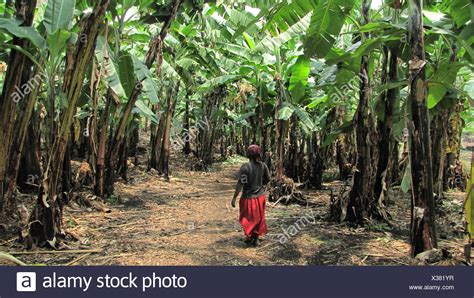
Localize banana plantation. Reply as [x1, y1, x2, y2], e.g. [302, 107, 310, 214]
[0, 0, 473, 266]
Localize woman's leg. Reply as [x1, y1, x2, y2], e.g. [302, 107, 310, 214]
[254, 194, 267, 236]
[240, 195, 267, 246]
[250, 195, 267, 246]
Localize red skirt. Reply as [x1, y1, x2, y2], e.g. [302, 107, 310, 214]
[239, 194, 267, 238]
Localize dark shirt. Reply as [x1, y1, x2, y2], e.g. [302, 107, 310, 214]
[238, 161, 271, 199]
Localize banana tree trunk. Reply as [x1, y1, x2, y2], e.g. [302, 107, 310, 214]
[183, 95, 191, 155]
[257, 91, 267, 157]
[158, 82, 180, 179]
[389, 141, 400, 185]
[149, 113, 166, 171]
[4, 58, 43, 202]
[17, 120, 42, 192]
[197, 86, 226, 166]
[274, 78, 286, 180]
[94, 93, 113, 197]
[130, 122, 139, 164]
[336, 131, 355, 181]
[104, 0, 182, 196]
[374, 47, 399, 204]
[431, 110, 448, 197]
[347, 0, 380, 223]
[117, 136, 129, 181]
[408, 0, 437, 256]
[444, 102, 464, 190]
[31, 0, 109, 247]
[310, 133, 324, 189]
[89, 59, 101, 174]
[0, 0, 37, 214]
[62, 144, 72, 196]
[149, 82, 176, 171]
[78, 117, 90, 159]
[431, 48, 456, 198]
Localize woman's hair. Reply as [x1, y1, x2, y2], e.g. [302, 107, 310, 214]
[246, 144, 262, 161]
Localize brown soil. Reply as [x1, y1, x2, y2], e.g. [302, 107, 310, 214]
[0, 153, 470, 266]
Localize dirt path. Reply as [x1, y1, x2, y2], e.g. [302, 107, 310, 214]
[68, 159, 311, 266]
[98, 161, 261, 265]
[1, 156, 468, 266]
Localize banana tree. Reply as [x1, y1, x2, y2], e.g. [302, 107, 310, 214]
[408, 0, 438, 257]
[101, 0, 183, 196]
[0, 0, 39, 214]
[32, 0, 110, 247]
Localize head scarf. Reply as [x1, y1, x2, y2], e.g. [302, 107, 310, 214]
[246, 144, 262, 160]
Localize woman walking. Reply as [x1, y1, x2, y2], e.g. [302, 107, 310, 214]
[231, 144, 271, 246]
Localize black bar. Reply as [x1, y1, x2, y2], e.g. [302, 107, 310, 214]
[1, 266, 473, 298]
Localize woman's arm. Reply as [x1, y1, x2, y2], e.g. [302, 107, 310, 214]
[232, 164, 247, 207]
[262, 163, 271, 185]
[231, 182, 243, 208]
